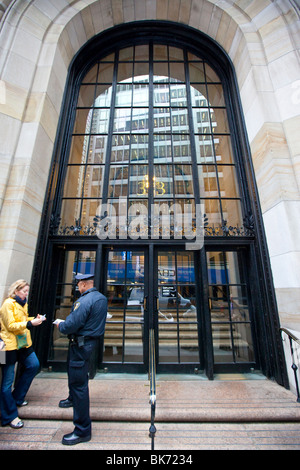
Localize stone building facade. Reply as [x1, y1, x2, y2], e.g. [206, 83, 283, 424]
[0, 0, 299, 383]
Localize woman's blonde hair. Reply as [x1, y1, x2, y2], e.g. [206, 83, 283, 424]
[8, 279, 29, 298]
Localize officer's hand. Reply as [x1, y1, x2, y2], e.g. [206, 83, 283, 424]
[53, 319, 64, 328]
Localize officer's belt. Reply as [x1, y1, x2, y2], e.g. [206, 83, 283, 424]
[68, 335, 98, 346]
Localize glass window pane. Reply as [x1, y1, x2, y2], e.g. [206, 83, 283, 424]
[60, 199, 81, 229]
[131, 108, 149, 132]
[88, 135, 108, 163]
[189, 61, 205, 82]
[108, 165, 128, 197]
[221, 199, 243, 227]
[226, 251, 246, 284]
[98, 62, 114, 83]
[230, 286, 250, 321]
[207, 84, 225, 107]
[169, 47, 184, 61]
[193, 108, 211, 133]
[212, 325, 234, 363]
[111, 134, 130, 163]
[195, 135, 214, 164]
[69, 135, 89, 164]
[190, 84, 208, 106]
[207, 252, 227, 284]
[179, 323, 199, 362]
[209, 286, 230, 322]
[135, 45, 149, 61]
[94, 85, 112, 106]
[116, 84, 132, 106]
[153, 62, 169, 81]
[134, 63, 149, 80]
[84, 165, 105, 198]
[174, 164, 194, 196]
[91, 108, 110, 133]
[73, 108, 92, 134]
[214, 135, 234, 164]
[128, 200, 148, 235]
[81, 199, 101, 227]
[159, 332, 178, 363]
[233, 324, 254, 362]
[107, 252, 126, 283]
[63, 166, 85, 197]
[130, 134, 149, 162]
[154, 164, 173, 197]
[198, 165, 218, 197]
[119, 47, 134, 61]
[126, 252, 145, 284]
[173, 138, 191, 163]
[154, 107, 171, 132]
[171, 108, 189, 133]
[124, 326, 144, 362]
[154, 134, 172, 162]
[210, 108, 230, 133]
[170, 84, 187, 106]
[117, 62, 133, 82]
[78, 84, 96, 107]
[169, 62, 185, 82]
[103, 323, 123, 361]
[114, 108, 131, 132]
[153, 44, 168, 60]
[133, 84, 149, 106]
[129, 165, 148, 197]
[154, 84, 170, 106]
[177, 253, 195, 284]
[201, 199, 222, 229]
[218, 165, 240, 198]
[205, 64, 221, 83]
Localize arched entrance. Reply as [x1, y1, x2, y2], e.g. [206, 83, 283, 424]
[31, 22, 286, 382]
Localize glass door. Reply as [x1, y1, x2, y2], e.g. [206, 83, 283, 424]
[156, 249, 202, 371]
[102, 249, 147, 370]
[102, 246, 202, 373]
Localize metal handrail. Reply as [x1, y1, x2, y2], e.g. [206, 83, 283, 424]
[149, 328, 157, 450]
[280, 327, 300, 402]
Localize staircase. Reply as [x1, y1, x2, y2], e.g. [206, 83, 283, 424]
[1, 372, 300, 450]
[103, 303, 249, 357]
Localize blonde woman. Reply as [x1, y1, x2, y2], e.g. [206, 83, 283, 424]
[0, 280, 46, 428]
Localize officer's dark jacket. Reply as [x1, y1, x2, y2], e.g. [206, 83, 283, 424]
[59, 287, 107, 337]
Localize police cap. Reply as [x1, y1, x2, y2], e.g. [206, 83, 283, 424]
[75, 273, 94, 282]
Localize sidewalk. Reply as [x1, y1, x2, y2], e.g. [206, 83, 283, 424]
[1, 371, 300, 450]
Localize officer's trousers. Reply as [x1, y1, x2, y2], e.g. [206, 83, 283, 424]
[68, 339, 97, 437]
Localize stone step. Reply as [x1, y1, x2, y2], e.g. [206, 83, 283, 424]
[1, 420, 300, 450]
[2, 373, 300, 450]
[16, 373, 300, 423]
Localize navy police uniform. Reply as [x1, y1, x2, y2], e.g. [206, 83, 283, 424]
[58, 274, 107, 441]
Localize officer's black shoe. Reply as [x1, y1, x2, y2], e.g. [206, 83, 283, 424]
[59, 398, 73, 408]
[62, 431, 91, 446]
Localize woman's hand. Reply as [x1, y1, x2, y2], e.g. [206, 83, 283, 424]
[31, 315, 46, 326]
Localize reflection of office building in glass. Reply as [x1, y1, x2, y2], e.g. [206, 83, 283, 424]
[1, 2, 299, 391]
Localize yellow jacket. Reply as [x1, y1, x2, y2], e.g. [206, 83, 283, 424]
[0, 297, 34, 351]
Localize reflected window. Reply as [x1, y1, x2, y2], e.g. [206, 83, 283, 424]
[58, 44, 243, 237]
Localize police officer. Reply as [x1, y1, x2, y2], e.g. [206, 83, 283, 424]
[54, 273, 107, 445]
